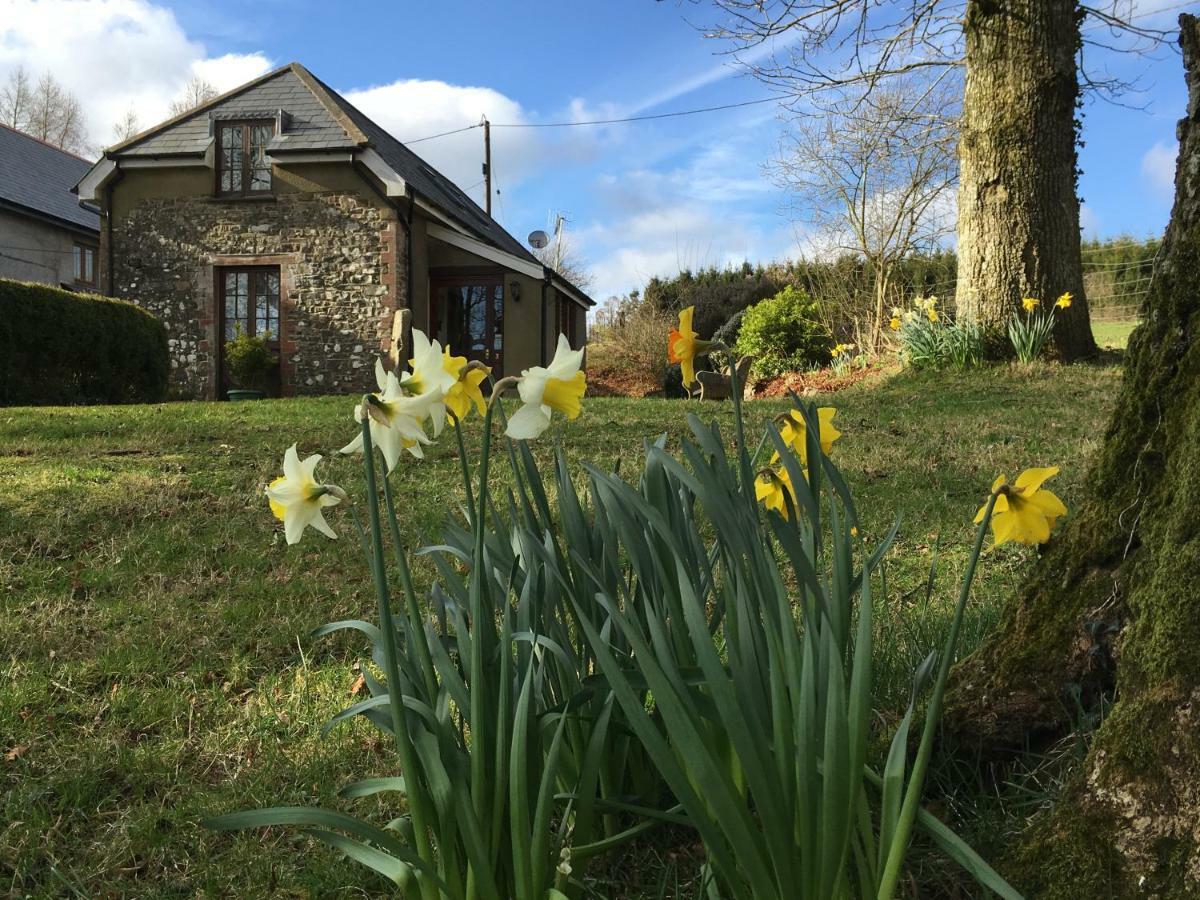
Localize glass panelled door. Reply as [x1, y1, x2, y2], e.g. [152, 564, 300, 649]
[218, 266, 281, 395]
[431, 275, 504, 370]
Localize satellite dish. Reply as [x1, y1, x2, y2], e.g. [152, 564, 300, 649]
[528, 230, 550, 250]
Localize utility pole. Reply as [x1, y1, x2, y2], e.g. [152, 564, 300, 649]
[482, 116, 491, 216]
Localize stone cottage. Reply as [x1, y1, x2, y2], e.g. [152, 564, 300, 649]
[76, 62, 592, 399]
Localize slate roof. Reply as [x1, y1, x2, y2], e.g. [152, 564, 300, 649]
[104, 63, 592, 303]
[0, 123, 99, 233]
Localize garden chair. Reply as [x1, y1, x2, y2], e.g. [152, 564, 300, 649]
[695, 355, 753, 401]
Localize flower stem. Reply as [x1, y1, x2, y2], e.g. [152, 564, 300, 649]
[358, 410, 439, 899]
[876, 491, 998, 900]
[380, 473, 439, 703]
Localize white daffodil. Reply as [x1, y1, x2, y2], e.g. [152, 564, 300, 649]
[399, 329, 457, 436]
[505, 334, 587, 440]
[340, 359, 434, 473]
[265, 444, 346, 545]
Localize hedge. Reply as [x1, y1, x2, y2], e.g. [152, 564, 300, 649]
[0, 279, 169, 406]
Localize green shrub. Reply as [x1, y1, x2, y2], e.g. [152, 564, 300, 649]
[225, 326, 277, 391]
[0, 279, 168, 406]
[734, 286, 834, 378]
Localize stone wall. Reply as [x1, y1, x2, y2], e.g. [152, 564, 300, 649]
[110, 181, 401, 399]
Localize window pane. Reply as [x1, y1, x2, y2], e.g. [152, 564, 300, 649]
[220, 125, 243, 193]
[250, 124, 272, 191]
[492, 285, 504, 352]
[224, 272, 240, 339]
[84, 248, 93, 282]
[73, 246, 82, 280]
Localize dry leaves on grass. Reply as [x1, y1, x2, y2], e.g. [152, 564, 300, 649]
[752, 364, 888, 398]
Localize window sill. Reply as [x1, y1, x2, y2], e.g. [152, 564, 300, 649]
[210, 193, 277, 203]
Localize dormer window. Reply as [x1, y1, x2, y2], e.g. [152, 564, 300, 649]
[216, 120, 273, 196]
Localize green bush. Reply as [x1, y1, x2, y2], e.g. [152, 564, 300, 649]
[734, 286, 834, 378]
[0, 279, 168, 406]
[225, 326, 277, 391]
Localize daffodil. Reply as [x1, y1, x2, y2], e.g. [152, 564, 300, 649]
[339, 359, 433, 472]
[400, 329, 457, 435]
[266, 444, 346, 544]
[755, 467, 796, 519]
[974, 466, 1068, 546]
[668, 306, 715, 388]
[831, 342, 856, 358]
[772, 406, 840, 465]
[1022, 297, 1040, 313]
[442, 347, 489, 421]
[1056, 292, 1073, 309]
[505, 334, 587, 440]
[926, 303, 939, 323]
[890, 316, 902, 331]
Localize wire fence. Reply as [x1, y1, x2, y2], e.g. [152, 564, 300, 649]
[889, 249, 1155, 325]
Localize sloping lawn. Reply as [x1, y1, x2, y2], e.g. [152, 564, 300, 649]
[1, 363, 1119, 897]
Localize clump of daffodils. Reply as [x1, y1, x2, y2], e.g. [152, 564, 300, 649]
[265, 326, 587, 544]
[1009, 290, 1075, 364]
[830, 342, 858, 375]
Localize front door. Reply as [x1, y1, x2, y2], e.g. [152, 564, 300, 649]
[218, 266, 281, 396]
[430, 274, 504, 371]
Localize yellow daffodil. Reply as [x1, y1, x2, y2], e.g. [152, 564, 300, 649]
[1056, 292, 1073, 309]
[441, 347, 489, 421]
[974, 466, 1068, 546]
[755, 467, 796, 519]
[266, 444, 346, 544]
[1022, 297, 1040, 313]
[340, 359, 433, 472]
[668, 306, 714, 388]
[400, 329, 457, 435]
[926, 303, 939, 323]
[505, 334, 587, 440]
[890, 316, 902, 331]
[831, 342, 856, 358]
[772, 406, 841, 465]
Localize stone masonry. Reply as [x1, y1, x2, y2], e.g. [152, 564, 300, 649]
[111, 189, 401, 399]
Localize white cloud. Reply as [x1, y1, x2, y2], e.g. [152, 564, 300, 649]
[1140, 140, 1177, 199]
[341, 79, 542, 209]
[577, 162, 796, 301]
[0, 0, 272, 154]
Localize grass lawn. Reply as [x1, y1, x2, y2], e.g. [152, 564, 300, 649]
[1093, 319, 1139, 350]
[1, 362, 1121, 897]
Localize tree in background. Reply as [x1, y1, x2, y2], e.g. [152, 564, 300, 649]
[772, 77, 957, 348]
[111, 106, 140, 145]
[532, 230, 595, 293]
[0, 66, 88, 155]
[704, 0, 1172, 360]
[168, 76, 219, 117]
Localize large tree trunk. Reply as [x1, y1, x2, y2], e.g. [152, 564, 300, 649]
[956, 0, 1098, 360]
[947, 16, 1200, 896]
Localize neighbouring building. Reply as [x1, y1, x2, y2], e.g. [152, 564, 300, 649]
[76, 62, 593, 400]
[0, 123, 100, 289]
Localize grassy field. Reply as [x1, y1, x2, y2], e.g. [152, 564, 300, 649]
[1092, 319, 1139, 350]
[1, 363, 1121, 897]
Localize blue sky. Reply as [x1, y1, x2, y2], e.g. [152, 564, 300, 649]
[1, 0, 1188, 300]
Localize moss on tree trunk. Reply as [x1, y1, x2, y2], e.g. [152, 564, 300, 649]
[956, 0, 1098, 360]
[947, 15, 1200, 895]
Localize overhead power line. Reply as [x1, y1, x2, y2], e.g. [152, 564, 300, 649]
[402, 95, 782, 144]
